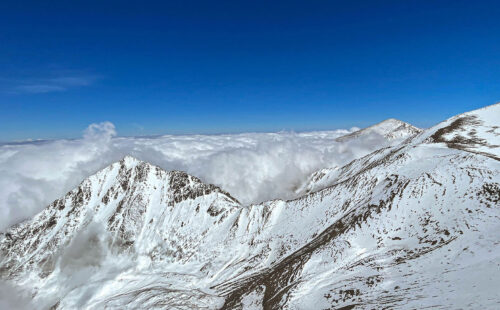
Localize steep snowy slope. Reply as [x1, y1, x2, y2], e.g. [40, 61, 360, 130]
[412, 102, 500, 160]
[1, 104, 500, 309]
[294, 167, 341, 195]
[335, 118, 421, 143]
[216, 140, 500, 309]
[297, 119, 421, 196]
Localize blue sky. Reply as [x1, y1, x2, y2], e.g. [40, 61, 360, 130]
[1, 0, 499, 141]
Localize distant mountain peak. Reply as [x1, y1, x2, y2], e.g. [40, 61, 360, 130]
[335, 118, 421, 142]
[378, 117, 407, 124]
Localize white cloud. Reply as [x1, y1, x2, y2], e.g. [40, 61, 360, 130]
[0, 122, 396, 231]
[1, 74, 99, 94]
[83, 121, 116, 142]
[15, 84, 67, 93]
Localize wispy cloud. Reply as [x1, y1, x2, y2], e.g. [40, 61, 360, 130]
[15, 84, 67, 94]
[1, 72, 99, 94]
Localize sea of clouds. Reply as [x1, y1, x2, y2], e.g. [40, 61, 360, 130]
[0, 121, 399, 231]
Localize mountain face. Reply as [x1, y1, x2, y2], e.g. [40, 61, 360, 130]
[335, 118, 421, 143]
[1, 105, 500, 309]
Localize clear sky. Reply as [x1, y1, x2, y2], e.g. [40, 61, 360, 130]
[1, 0, 499, 141]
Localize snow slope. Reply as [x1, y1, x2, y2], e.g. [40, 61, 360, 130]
[1, 104, 500, 309]
[413, 102, 500, 160]
[298, 118, 421, 195]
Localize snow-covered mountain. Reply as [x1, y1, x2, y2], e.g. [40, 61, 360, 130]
[1, 104, 499, 309]
[297, 118, 421, 195]
[335, 118, 421, 143]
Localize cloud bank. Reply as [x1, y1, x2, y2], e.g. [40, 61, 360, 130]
[0, 122, 397, 231]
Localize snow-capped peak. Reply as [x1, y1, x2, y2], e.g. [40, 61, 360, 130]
[120, 155, 142, 167]
[335, 118, 421, 142]
[0, 157, 240, 280]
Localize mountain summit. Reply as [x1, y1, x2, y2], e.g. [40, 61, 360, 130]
[335, 118, 421, 142]
[1, 105, 500, 309]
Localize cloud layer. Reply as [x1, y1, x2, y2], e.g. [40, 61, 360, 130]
[0, 122, 397, 231]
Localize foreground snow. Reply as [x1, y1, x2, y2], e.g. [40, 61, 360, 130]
[1, 104, 499, 309]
